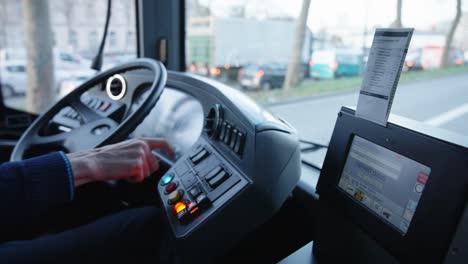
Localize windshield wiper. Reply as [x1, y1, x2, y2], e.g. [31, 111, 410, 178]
[301, 160, 322, 171]
[299, 139, 328, 153]
[299, 139, 328, 171]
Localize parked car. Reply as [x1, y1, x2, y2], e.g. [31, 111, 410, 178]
[0, 59, 95, 98]
[238, 63, 286, 90]
[309, 49, 362, 79]
[0, 60, 27, 97]
[58, 74, 93, 99]
[403, 49, 424, 72]
[102, 53, 136, 70]
[452, 50, 464, 66]
[0, 48, 91, 70]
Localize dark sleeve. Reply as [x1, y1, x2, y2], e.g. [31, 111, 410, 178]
[0, 152, 74, 232]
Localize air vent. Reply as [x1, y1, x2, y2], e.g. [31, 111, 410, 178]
[204, 104, 223, 138]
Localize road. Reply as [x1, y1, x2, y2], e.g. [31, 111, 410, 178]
[268, 73, 468, 147]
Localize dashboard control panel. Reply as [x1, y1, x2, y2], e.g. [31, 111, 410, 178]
[156, 72, 301, 262]
[157, 139, 248, 228]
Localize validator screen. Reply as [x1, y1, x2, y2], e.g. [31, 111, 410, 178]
[338, 136, 431, 234]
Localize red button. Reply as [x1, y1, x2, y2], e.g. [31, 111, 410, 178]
[417, 173, 429, 184]
[165, 182, 177, 194]
[99, 101, 111, 112]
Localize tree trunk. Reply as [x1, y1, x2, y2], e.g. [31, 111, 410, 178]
[0, 0, 7, 48]
[22, 0, 55, 114]
[441, 0, 462, 68]
[282, 0, 311, 95]
[391, 0, 403, 28]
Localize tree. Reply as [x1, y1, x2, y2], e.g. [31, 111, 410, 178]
[282, 0, 311, 94]
[22, 0, 55, 114]
[391, 0, 403, 28]
[0, 0, 7, 48]
[441, 0, 462, 68]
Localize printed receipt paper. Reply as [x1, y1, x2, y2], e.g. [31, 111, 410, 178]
[356, 28, 414, 126]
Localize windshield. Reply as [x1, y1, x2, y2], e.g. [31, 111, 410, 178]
[186, 0, 468, 166]
[0, 0, 136, 111]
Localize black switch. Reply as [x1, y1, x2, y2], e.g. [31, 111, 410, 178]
[218, 122, 227, 141]
[223, 124, 232, 144]
[234, 132, 245, 155]
[208, 170, 229, 188]
[176, 209, 190, 223]
[229, 128, 238, 149]
[195, 193, 209, 206]
[189, 147, 204, 159]
[191, 149, 209, 165]
[204, 166, 222, 181]
[189, 184, 202, 198]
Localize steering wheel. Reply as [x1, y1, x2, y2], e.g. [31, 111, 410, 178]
[10, 58, 167, 161]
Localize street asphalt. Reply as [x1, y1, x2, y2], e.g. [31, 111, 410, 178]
[268, 73, 468, 146]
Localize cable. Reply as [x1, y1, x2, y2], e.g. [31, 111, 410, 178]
[91, 0, 112, 71]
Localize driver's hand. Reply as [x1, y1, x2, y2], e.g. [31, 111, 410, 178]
[66, 138, 174, 187]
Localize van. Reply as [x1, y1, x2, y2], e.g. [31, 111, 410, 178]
[309, 49, 362, 79]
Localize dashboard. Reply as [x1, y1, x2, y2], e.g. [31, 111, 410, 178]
[46, 68, 302, 263]
[149, 72, 302, 263]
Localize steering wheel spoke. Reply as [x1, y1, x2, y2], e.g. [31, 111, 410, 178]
[69, 97, 104, 124]
[30, 133, 69, 148]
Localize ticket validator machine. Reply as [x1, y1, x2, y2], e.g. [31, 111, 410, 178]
[311, 107, 468, 264]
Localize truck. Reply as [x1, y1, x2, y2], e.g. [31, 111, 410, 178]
[187, 16, 312, 80]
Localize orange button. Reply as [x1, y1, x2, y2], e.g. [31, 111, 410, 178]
[173, 201, 187, 214]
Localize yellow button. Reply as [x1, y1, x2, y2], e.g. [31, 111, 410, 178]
[168, 190, 182, 204]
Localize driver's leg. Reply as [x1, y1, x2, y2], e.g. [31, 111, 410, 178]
[0, 207, 164, 263]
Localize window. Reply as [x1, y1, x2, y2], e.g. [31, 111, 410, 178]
[108, 31, 117, 48]
[0, 0, 136, 112]
[69, 30, 78, 49]
[126, 31, 135, 50]
[186, 0, 468, 157]
[6, 65, 25, 72]
[89, 31, 98, 52]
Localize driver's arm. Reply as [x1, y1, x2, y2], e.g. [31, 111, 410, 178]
[0, 138, 173, 236]
[0, 152, 75, 232]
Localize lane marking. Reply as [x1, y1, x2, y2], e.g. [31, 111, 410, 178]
[424, 103, 468, 127]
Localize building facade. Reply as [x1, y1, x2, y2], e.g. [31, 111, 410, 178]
[0, 0, 136, 56]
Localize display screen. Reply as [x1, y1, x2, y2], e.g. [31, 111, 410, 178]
[338, 136, 431, 234]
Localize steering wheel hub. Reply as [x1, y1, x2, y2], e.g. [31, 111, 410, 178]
[106, 74, 127, 100]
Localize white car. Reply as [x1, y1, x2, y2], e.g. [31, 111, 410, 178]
[1, 60, 27, 97]
[0, 48, 92, 70]
[1, 59, 95, 98]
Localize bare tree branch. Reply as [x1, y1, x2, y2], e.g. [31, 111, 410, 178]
[441, 0, 462, 68]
